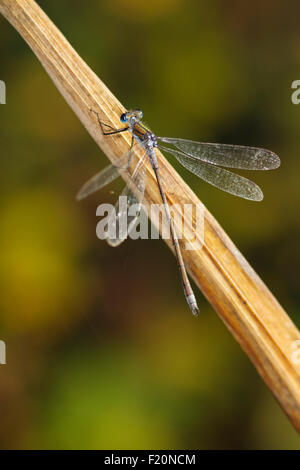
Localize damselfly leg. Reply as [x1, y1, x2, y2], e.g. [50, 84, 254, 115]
[90, 109, 129, 135]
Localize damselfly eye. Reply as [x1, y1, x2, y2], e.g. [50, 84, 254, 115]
[120, 113, 127, 123]
[134, 109, 143, 119]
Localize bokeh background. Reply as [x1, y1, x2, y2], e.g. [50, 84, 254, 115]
[0, 0, 300, 449]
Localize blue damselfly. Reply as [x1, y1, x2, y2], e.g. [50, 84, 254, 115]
[77, 109, 280, 316]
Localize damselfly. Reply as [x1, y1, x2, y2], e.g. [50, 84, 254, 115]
[77, 108, 280, 316]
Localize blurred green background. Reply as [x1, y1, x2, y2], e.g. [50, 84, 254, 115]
[0, 0, 300, 449]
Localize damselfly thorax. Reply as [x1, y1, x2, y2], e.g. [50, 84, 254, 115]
[129, 120, 159, 170]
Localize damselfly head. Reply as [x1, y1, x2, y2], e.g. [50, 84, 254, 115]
[120, 109, 143, 124]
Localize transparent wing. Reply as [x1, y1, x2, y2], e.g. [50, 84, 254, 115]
[158, 137, 280, 170]
[160, 146, 263, 201]
[106, 153, 147, 247]
[76, 149, 134, 201]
